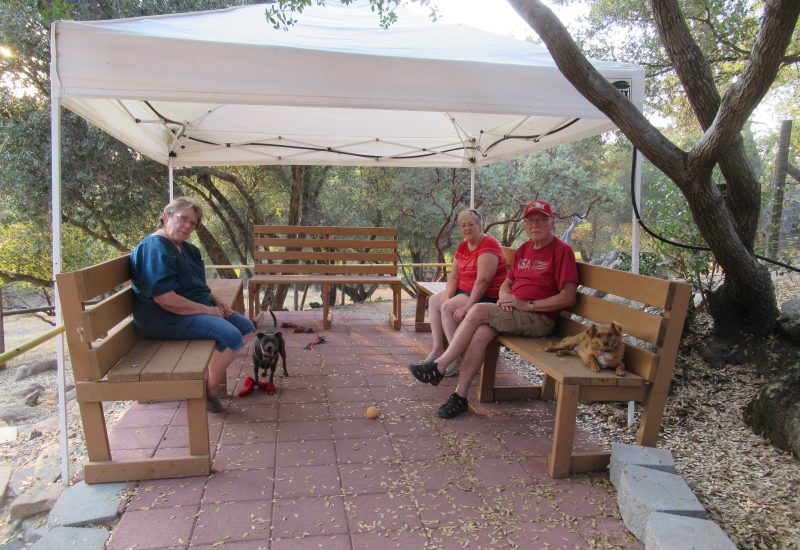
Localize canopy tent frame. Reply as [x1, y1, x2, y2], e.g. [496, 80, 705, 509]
[50, 1, 645, 483]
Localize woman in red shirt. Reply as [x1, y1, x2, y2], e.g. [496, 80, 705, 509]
[425, 209, 507, 376]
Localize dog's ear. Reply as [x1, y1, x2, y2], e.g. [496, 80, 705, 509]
[274, 331, 283, 338]
[587, 324, 597, 336]
[610, 322, 622, 334]
[256, 332, 265, 339]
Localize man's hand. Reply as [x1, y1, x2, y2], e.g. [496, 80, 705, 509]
[498, 291, 520, 312]
[211, 295, 234, 317]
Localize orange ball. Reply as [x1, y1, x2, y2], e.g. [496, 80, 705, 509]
[366, 406, 379, 419]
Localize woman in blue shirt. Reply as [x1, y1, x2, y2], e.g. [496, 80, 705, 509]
[130, 197, 255, 413]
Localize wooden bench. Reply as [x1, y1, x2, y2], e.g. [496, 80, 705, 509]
[249, 225, 402, 330]
[478, 262, 692, 478]
[57, 255, 244, 483]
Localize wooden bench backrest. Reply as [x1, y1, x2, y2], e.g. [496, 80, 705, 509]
[254, 225, 398, 276]
[557, 262, 692, 384]
[57, 255, 139, 382]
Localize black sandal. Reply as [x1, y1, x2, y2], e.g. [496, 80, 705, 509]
[408, 361, 444, 386]
[437, 393, 469, 419]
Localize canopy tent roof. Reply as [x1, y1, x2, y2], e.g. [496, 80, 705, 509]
[50, 1, 644, 168]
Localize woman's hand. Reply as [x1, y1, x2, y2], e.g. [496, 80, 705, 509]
[452, 305, 469, 322]
[211, 295, 233, 317]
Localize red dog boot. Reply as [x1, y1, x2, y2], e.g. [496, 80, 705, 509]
[238, 376, 256, 397]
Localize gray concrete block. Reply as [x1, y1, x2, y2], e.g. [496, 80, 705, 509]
[30, 526, 109, 550]
[47, 480, 127, 528]
[610, 442, 676, 487]
[617, 464, 706, 541]
[645, 512, 737, 549]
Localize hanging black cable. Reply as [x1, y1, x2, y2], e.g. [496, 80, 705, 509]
[629, 147, 798, 272]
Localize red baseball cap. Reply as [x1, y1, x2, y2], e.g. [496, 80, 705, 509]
[523, 199, 554, 218]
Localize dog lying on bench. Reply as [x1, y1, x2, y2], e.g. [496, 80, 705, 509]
[544, 322, 626, 376]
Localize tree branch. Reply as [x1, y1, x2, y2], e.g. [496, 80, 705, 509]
[0, 270, 53, 287]
[506, 0, 691, 184]
[696, 0, 800, 159]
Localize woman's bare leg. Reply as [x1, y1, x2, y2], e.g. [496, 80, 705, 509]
[427, 291, 449, 357]
[206, 347, 237, 397]
[429, 303, 493, 373]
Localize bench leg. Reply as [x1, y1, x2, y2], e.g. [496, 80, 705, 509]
[248, 281, 258, 321]
[637, 386, 669, 447]
[477, 339, 500, 403]
[79, 401, 112, 462]
[541, 374, 556, 401]
[415, 290, 430, 332]
[390, 284, 402, 330]
[548, 383, 578, 478]
[186, 397, 211, 456]
[322, 283, 332, 330]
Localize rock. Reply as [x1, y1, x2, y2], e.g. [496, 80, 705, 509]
[13, 359, 57, 381]
[48, 480, 127, 528]
[700, 339, 749, 368]
[0, 405, 37, 423]
[778, 298, 800, 345]
[0, 465, 13, 500]
[0, 539, 26, 550]
[609, 443, 676, 488]
[645, 512, 737, 549]
[14, 383, 45, 399]
[743, 363, 800, 456]
[65, 388, 76, 402]
[30, 526, 110, 550]
[10, 483, 65, 520]
[29, 430, 42, 440]
[34, 444, 62, 484]
[23, 389, 42, 406]
[8, 466, 35, 498]
[31, 416, 59, 434]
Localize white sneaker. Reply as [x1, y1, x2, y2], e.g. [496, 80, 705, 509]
[444, 361, 461, 377]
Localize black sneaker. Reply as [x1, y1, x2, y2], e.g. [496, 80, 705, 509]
[437, 393, 469, 419]
[206, 396, 224, 413]
[408, 361, 444, 386]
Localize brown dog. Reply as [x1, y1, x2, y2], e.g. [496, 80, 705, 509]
[544, 322, 626, 376]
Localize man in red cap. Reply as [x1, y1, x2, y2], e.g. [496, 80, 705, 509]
[408, 199, 579, 419]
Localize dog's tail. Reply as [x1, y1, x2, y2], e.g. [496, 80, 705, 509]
[269, 309, 277, 327]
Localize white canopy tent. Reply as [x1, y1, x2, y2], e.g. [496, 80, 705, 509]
[49, 1, 645, 481]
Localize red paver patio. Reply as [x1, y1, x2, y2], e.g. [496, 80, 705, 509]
[104, 306, 641, 549]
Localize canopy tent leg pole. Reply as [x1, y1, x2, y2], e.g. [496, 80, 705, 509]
[628, 146, 643, 428]
[469, 165, 476, 209]
[168, 157, 175, 202]
[51, 93, 69, 486]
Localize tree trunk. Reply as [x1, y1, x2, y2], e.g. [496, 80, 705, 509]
[194, 224, 237, 279]
[767, 120, 792, 258]
[271, 166, 304, 310]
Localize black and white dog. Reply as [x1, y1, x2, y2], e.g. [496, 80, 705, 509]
[252, 310, 288, 391]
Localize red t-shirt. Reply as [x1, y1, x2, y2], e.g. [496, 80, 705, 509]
[508, 237, 579, 321]
[454, 235, 508, 299]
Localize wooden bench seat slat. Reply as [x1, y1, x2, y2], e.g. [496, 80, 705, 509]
[255, 251, 397, 263]
[251, 274, 401, 284]
[577, 263, 674, 309]
[138, 340, 191, 381]
[171, 340, 217, 380]
[105, 339, 162, 382]
[255, 237, 398, 250]
[571, 293, 665, 345]
[255, 225, 397, 236]
[254, 264, 397, 276]
[497, 335, 647, 387]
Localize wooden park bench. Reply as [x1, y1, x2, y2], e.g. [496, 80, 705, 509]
[57, 255, 244, 483]
[249, 225, 402, 330]
[479, 262, 692, 478]
[413, 248, 691, 478]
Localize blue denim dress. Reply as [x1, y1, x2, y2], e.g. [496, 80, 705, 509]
[130, 235, 254, 351]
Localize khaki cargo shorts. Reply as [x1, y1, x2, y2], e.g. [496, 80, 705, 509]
[486, 304, 555, 337]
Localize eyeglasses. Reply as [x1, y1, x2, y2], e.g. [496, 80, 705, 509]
[171, 212, 198, 228]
